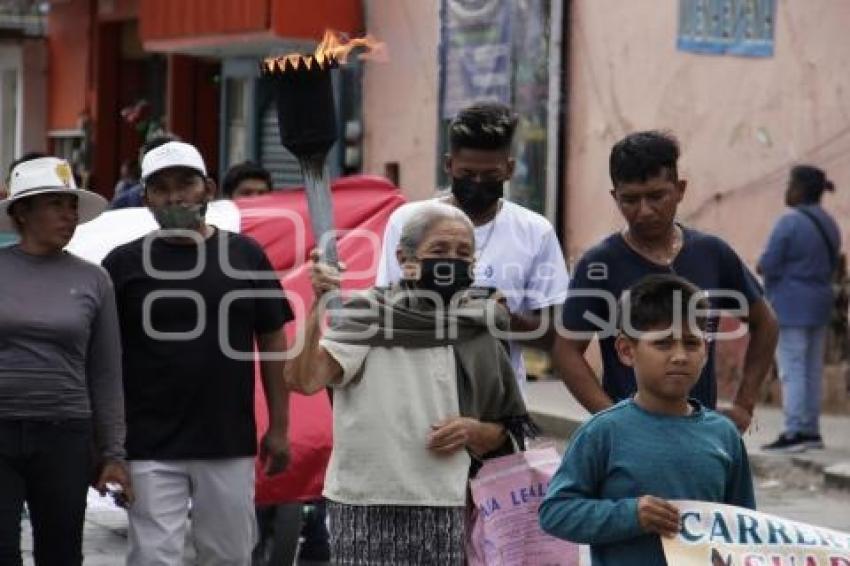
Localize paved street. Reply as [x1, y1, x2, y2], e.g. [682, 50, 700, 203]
[21, 491, 129, 565]
[19, 485, 850, 564]
[21, 491, 194, 565]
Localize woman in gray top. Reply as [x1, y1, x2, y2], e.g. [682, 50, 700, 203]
[0, 157, 132, 565]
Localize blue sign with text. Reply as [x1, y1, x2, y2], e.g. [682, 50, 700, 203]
[678, 0, 776, 58]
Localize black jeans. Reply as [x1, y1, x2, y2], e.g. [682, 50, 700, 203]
[0, 419, 93, 566]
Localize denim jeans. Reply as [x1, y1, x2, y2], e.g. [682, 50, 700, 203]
[776, 326, 828, 435]
[0, 419, 93, 566]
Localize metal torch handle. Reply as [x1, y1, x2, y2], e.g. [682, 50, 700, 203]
[301, 156, 343, 315]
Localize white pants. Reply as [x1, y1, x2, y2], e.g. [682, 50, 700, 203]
[126, 458, 257, 566]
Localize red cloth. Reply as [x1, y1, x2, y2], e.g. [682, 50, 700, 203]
[239, 175, 405, 504]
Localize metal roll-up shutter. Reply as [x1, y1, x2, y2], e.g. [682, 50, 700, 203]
[259, 103, 303, 189]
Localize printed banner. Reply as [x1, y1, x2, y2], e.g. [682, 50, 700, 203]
[467, 447, 581, 565]
[441, 0, 512, 119]
[677, 0, 776, 58]
[662, 501, 850, 565]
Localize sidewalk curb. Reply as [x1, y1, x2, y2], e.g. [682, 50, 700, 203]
[530, 409, 582, 440]
[748, 451, 787, 477]
[824, 463, 850, 491]
[530, 408, 850, 492]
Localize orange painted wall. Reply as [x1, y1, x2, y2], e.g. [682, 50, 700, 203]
[47, 0, 93, 130]
[139, 0, 269, 41]
[139, 0, 362, 43]
[270, 0, 363, 39]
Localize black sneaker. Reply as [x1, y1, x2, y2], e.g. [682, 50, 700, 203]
[800, 433, 825, 449]
[761, 433, 808, 453]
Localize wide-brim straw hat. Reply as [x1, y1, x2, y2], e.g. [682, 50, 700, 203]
[0, 157, 107, 231]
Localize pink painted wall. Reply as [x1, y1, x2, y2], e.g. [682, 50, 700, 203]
[563, 0, 850, 267]
[362, 0, 440, 200]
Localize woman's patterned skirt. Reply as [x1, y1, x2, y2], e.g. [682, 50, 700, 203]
[327, 501, 466, 565]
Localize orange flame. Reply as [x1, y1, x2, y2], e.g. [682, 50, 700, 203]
[314, 29, 386, 64]
[263, 29, 387, 73]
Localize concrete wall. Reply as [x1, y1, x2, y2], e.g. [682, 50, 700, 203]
[362, 0, 440, 201]
[563, 0, 850, 267]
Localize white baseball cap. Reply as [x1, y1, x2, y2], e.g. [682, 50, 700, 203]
[141, 141, 207, 182]
[0, 157, 107, 231]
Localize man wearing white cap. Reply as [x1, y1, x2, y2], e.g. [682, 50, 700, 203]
[0, 156, 131, 565]
[102, 141, 293, 566]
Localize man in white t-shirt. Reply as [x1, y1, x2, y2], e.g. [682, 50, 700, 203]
[376, 102, 569, 387]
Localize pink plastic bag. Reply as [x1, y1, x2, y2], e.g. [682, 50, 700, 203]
[467, 446, 580, 566]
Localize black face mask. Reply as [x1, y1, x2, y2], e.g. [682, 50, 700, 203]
[451, 176, 504, 216]
[416, 257, 474, 304]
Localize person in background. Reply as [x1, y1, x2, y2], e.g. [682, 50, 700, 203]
[759, 165, 841, 452]
[291, 201, 532, 565]
[376, 102, 569, 391]
[553, 130, 778, 432]
[103, 141, 292, 565]
[540, 274, 755, 566]
[222, 161, 274, 199]
[110, 134, 179, 209]
[0, 156, 132, 565]
[112, 159, 141, 204]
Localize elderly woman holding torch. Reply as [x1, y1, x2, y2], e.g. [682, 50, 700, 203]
[286, 201, 533, 565]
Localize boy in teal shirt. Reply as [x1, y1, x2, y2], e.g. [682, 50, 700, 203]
[539, 274, 755, 565]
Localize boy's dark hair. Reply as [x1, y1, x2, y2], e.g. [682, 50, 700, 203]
[448, 102, 518, 152]
[618, 274, 709, 337]
[609, 130, 680, 187]
[221, 161, 273, 198]
[790, 164, 835, 204]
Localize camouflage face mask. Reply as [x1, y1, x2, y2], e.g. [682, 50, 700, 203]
[152, 202, 207, 231]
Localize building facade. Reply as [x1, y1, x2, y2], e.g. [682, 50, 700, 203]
[46, 0, 362, 197]
[0, 1, 46, 180]
[359, 0, 849, 268]
[563, 0, 850, 267]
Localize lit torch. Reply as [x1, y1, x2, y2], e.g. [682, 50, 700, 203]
[261, 31, 385, 271]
